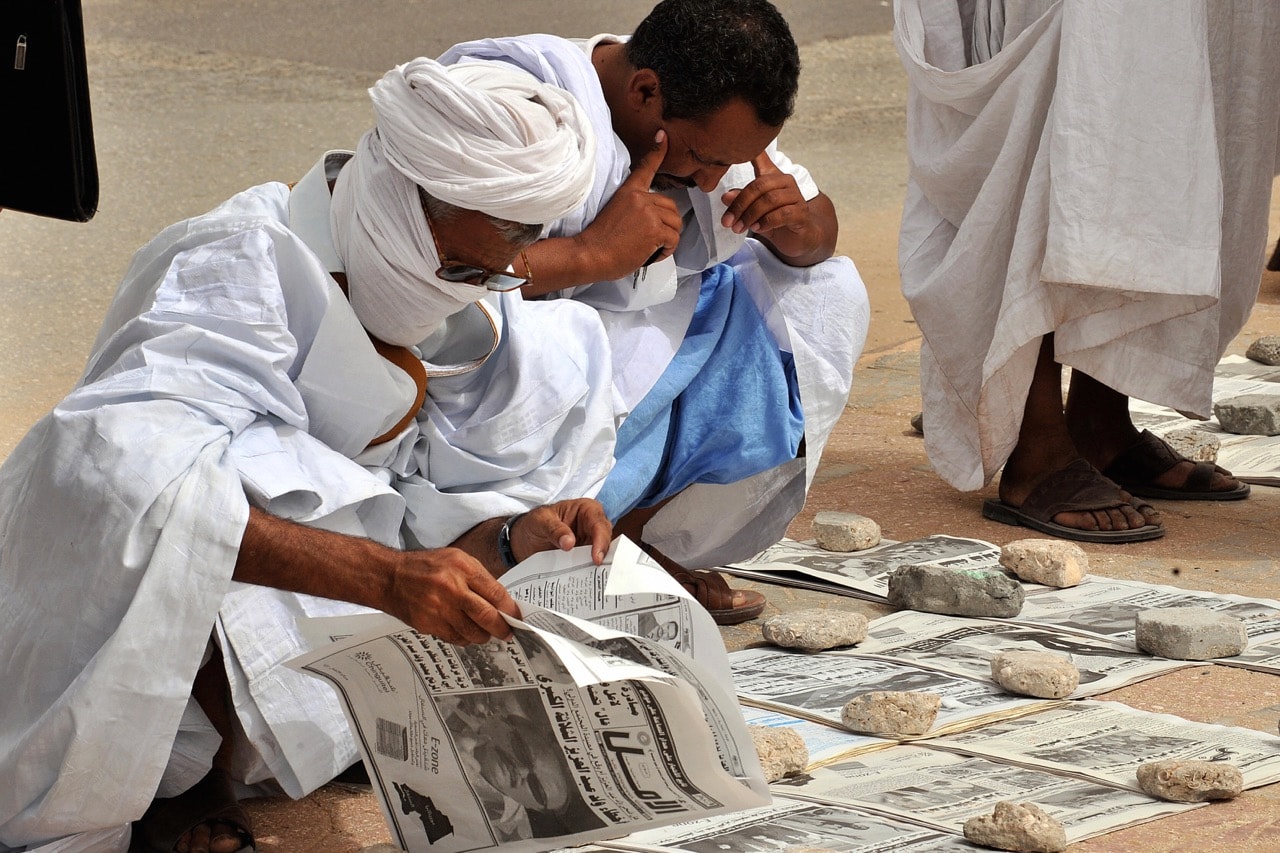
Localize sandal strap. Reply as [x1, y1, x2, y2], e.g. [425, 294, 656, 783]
[1020, 458, 1129, 520]
[1103, 430, 1181, 483]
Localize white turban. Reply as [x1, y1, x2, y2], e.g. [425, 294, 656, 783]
[331, 57, 596, 346]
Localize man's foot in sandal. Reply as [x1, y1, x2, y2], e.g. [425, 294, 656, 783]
[1098, 430, 1250, 501]
[130, 768, 255, 853]
[634, 540, 766, 625]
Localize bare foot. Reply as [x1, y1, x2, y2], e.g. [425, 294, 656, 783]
[176, 820, 251, 853]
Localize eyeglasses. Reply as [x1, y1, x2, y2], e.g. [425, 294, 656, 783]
[424, 209, 528, 292]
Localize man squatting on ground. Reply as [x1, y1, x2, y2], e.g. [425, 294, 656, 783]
[0, 59, 614, 853]
[440, 0, 871, 623]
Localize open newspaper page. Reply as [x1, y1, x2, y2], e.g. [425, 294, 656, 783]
[738, 704, 890, 769]
[1011, 576, 1280, 673]
[846, 612, 1193, 696]
[731, 647, 1055, 743]
[1128, 362, 1280, 485]
[720, 536, 1007, 600]
[921, 700, 1280, 790]
[288, 540, 768, 853]
[772, 745, 1197, 842]
[597, 795, 975, 852]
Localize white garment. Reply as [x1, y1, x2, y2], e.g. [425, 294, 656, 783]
[439, 34, 871, 567]
[0, 153, 617, 850]
[895, 0, 1280, 490]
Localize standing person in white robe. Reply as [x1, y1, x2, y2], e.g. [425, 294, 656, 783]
[0, 58, 614, 853]
[439, 0, 870, 624]
[894, 0, 1279, 543]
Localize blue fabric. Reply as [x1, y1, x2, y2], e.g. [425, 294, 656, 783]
[597, 263, 804, 521]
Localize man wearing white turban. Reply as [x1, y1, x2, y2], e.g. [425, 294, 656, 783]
[439, 0, 871, 625]
[0, 58, 609, 853]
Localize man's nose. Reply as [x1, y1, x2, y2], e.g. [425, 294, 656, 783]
[693, 165, 731, 193]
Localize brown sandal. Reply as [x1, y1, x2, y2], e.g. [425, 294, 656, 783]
[670, 567, 767, 625]
[130, 768, 255, 853]
[1102, 430, 1250, 501]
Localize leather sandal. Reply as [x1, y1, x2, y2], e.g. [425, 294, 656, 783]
[1102, 430, 1250, 501]
[130, 768, 255, 853]
[670, 567, 767, 625]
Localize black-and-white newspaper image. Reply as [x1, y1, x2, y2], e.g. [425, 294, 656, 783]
[721, 536, 1006, 600]
[921, 699, 1280, 791]
[731, 646, 1053, 739]
[289, 540, 769, 853]
[773, 745, 1196, 842]
[847, 612, 1193, 696]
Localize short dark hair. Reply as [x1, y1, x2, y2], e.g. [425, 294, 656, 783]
[625, 0, 800, 127]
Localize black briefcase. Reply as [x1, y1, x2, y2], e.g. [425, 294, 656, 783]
[1, 0, 98, 222]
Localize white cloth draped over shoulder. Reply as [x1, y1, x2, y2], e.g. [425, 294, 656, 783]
[0, 151, 616, 850]
[895, 0, 1280, 490]
[439, 33, 870, 568]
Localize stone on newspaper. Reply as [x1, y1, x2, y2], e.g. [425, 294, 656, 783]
[999, 539, 1088, 588]
[1246, 335, 1280, 365]
[989, 650, 1080, 699]
[1136, 759, 1243, 803]
[761, 608, 869, 651]
[748, 725, 809, 782]
[1161, 427, 1220, 463]
[887, 564, 1025, 618]
[812, 510, 881, 551]
[963, 801, 1067, 853]
[1213, 394, 1280, 436]
[1135, 607, 1248, 660]
[840, 691, 940, 736]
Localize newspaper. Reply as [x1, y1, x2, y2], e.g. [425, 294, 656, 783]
[289, 539, 769, 853]
[598, 795, 975, 852]
[738, 704, 890, 769]
[1128, 361, 1280, 486]
[846, 611, 1193, 696]
[731, 646, 1055, 742]
[923, 699, 1280, 790]
[772, 745, 1197, 842]
[720, 536, 1008, 601]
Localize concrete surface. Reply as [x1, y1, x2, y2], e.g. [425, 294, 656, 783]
[2, 1, 1278, 850]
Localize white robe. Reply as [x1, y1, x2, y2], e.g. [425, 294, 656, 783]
[895, 0, 1280, 490]
[0, 154, 616, 850]
[439, 34, 871, 567]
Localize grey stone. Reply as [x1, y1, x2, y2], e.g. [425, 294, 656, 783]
[910, 411, 924, 434]
[1162, 427, 1220, 463]
[840, 691, 940, 736]
[990, 650, 1080, 699]
[1135, 607, 1248, 660]
[1246, 335, 1280, 366]
[999, 539, 1088, 588]
[1214, 394, 1280, 436]
[762, 608, 869, 651]
[812, 511, 881, 551]
[963, 801, 1067, 853]
[1136, 759, 1243, 803]
[887, 564, 1025, 618]
[748, 725, 809, 782]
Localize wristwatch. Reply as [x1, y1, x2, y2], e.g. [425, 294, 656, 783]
[497, 513, 523, 569]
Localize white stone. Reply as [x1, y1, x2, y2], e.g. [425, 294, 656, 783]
[1161, 427, 1220, 463]
[1136, 759, 1243, 802]
[963, 801, 1067, 853]
[999, 539, 1088, 588]
[1214, 394, 1280, 436]
[990, 650, 1080, 699]
[749, 725, 809, 782]
[841, 691, 940, 736]
[1246, 335, 1280, 366]
[762, 608, 869, 651]
[1135, 607, 1248, 660]
[812, 510, 881, 551]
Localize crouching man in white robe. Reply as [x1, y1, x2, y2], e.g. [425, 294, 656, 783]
[0, 59, 613, 853]
[894, 0, 1278, 543]
[440, 0, 871, 625]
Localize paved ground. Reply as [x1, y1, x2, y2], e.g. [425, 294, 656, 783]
[3, 2, 1279, 850]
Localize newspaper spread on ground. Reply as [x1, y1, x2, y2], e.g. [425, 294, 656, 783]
[596, 795, 975, 852]
[922, 699, 1280, 791]
[731, 646, 1055, 743]
[1129, 359, 1280, 486]
[771, 744, 1197, 842]
[738, 704, 890, 769]
[720, 536, 1009, 601]
[845, 611, 1193, 697]
[289, 539, 768, 853]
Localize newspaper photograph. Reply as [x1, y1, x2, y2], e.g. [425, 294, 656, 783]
[738, 705, 890, 769]
[721, 536, 1007, 601]
[598, 795, 975, 852]
[289, 541, 769, 853]
[773, 745, 1197, 842]
[846, 612, 1193, 696]
[731, 646, 1054, 740]
[922, 700, 1280, 790]
[1013, 576, 1280, 655]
